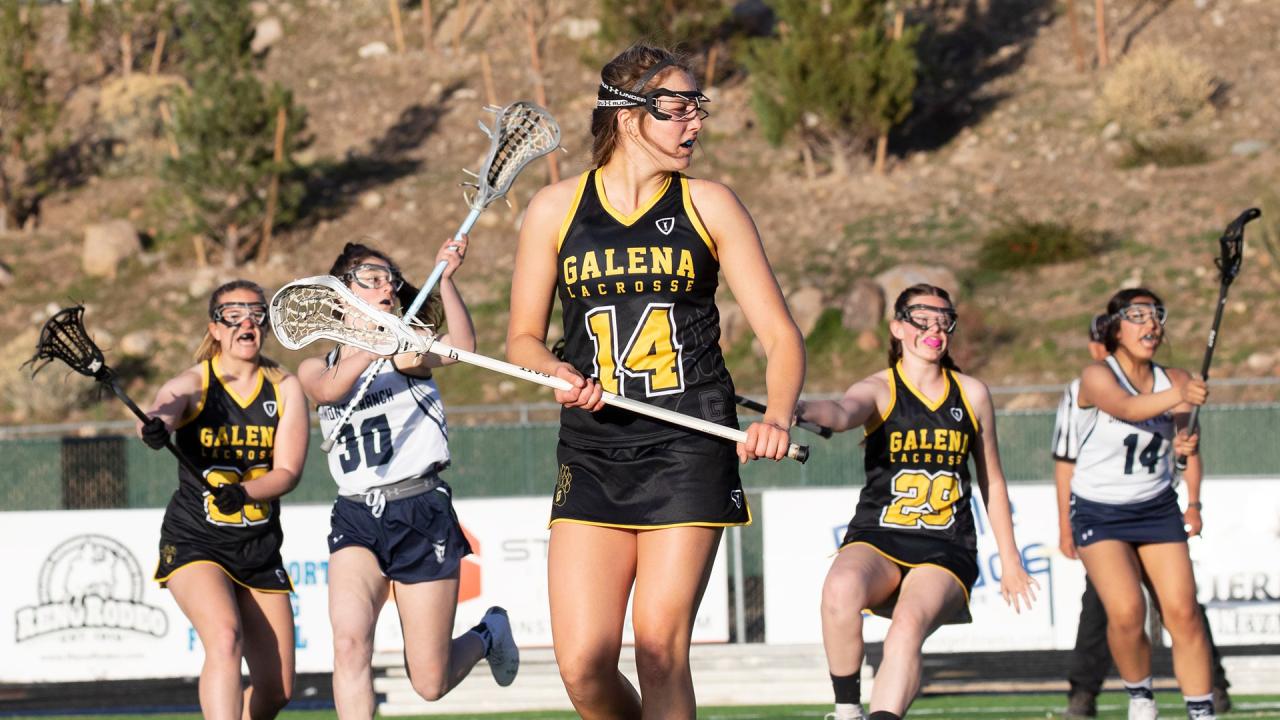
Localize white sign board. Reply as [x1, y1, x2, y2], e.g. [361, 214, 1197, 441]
[1, 498, 728, 682]
[762, 479, 1280, 652]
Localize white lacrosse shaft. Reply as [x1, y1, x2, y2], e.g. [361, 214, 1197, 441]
[317, 208, 480, 452]
[417, 337, 809, 464]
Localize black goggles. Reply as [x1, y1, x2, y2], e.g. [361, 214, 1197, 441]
[896, 304, 958, 334]
[597, 83, 710, 121]
[212, 303, 268, 327]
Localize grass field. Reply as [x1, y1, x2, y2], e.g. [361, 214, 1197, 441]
[7, 695, 1280, 720]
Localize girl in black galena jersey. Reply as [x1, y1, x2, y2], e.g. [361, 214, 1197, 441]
[507, 43, 805, 719]
[137, 280, 310, 720]
[800, 284, 1037, 720]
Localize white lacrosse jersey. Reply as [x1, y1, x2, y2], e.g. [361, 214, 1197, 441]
[318, 352, 450, 496]
[1051, 379, 1084, 461]
[1071, 356, 1175, 504]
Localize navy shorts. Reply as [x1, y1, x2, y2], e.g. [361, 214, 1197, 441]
[328, 482, 472, 583]
[1070, 487, 1187, 547]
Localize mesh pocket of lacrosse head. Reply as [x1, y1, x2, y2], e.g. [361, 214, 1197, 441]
[30, 306, 106, 377]
[481, 102, 561, 197]
[271, 283, 401, 355]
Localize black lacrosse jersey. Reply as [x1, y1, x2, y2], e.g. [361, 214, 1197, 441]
[556, 169, 737, 447]
[848, 364, 980, 551]
[164, 357, 285, 550]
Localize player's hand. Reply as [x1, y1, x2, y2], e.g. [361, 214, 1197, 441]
[1183, 506, 1203, 537]
[437, 234, 468, 279]
[999, 558, 1039, 614]
[1173, 430, 1199, 457]
[140, 416, 169, 450]
[552, 363, 604, 411]
[1058, 527, 1078, 560]
[212, 483, 249, 515]
[1180, 376, 1207, 406]
[738, 421, 790, 464]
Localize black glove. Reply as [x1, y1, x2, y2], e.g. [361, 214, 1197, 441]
[141, 416, 170, 450]
[213, 483, 249, 515]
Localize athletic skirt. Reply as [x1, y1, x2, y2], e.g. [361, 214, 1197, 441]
[549, 434, 750, 529]
[155, 529, 293, 594]
[839, 529, 978, 625]
[1069, 486, 1186, 547]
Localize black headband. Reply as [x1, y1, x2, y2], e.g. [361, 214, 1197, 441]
[596, 57, 679, 109]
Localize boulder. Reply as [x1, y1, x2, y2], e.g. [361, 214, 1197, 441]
[120, 331, 155, 357]
[358, 41, 390, 59]
[787, 286, 825, 337]
[840, 278, 885, 332]
[251, 17, 284, 54]
[873, 264, 960, 320]
[83, 220, 142, 279]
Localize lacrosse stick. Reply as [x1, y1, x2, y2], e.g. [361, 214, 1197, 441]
[272, 277, 810, 463]
[318, 100, 561, 452]
[1175, 207, 1261, 471]
[735, 394, 833, 438]
[26, 306, 217, 493]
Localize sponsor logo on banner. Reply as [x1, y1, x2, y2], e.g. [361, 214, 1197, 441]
[14, 534, 169, 643]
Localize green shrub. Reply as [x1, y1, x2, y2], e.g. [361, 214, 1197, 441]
[977, 219, 1101, 271]
[1097, 44, 1214, 134]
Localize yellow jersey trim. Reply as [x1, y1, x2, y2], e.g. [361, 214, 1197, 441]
[594, 170, 671, 227]
[838, 540, 970, 607]
[952, 370, 982, 435]
[154, 559, 293, 594]
[863, 368, 897, 436]
[176, 362, 211, 430]
[896, 361, 949, 412]
[557, 171, 591, 252]
[679, 175, 717, 260]
[214, 354, 266, 410]
[547, 501, 753, 531]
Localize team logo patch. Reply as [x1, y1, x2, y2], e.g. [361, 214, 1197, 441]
[433, 541, 447, 564]
[161, 543, 177, 566]
[263, 401, 277, 418]
[553, 464, 572, 507]
[730, 489, 743, 509]
[275, 568, 288, 584]
[655, 217, 676, 235]
[950, 407, 963, 422]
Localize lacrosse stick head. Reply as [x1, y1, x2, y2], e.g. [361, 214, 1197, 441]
[27, 305, 111, 380]
[467, 101, 561, 210]
[1217, 207, 1260, 285]
[270, 275, 430, 356]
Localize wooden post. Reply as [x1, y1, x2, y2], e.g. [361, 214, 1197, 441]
[192, 235, 207, 267]
[388, 0, 406, 54]
[521, 4, 559, 182]
[150, 29, 167, 74]
[873, 10, 905, 175]
[704, 44, 719, 89]
[224, 223, 239, 268]
[157, 101, 180, 159]
[121, 31, 133, 76]
[1094, 0, 1109, 68]
[451, 0, 468, 56]
[421, 0, 435, 54]
[480, 51, 498, 106]
[259, 106, 287, 263]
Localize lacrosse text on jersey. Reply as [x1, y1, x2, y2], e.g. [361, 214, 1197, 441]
[887, 427, 971, 467]
[560, 246, 698, 299]
[195, 424, 277, 461]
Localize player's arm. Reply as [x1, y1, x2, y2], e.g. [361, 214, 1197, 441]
[507, 180, 604, 411]
[241, 374, 310, 501]
[1050, 385, 1079, 559]
[1171, 377, 1205, 535]
[797, 372, 887, 434]
[138, 366, 200, 435]
[1079, 362, 1205, 423]
[297, 345, 382, 406]
[962, 374, 1038, 611]
[401, 235, 476, 374]
[694, 179, 803, 461]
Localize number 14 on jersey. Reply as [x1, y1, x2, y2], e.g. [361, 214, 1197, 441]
[585, 303, 685, 398]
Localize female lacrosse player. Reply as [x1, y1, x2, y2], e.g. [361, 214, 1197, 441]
[137, 279, 310, 720]
[799, 284, 1038, 720]
[1070, 288, 1217, 720]
[506, 43, 804, 719]
[296, 237, 517, 718]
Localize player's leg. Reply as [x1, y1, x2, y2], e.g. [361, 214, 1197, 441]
[631, 526, 723, 720]
[1138, 542, 1213, 697]
[394, 572, 490, 700]
[328, 547, 389, 719]
[167, 564, 248, 720]
[821, 544, 903, 717]
[866, 566, 965, 716]
[548, 522, 641, 719]
[1078, 540, 1157, 713]
[236, 586, 295, 719]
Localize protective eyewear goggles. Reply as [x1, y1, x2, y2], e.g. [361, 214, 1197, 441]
[598, 82, 710, 121]
[1116, 303, 1167, 326]
[343, 263, 404, 292]
[212, 302, 268, 327]
[897, 304, 958, 334]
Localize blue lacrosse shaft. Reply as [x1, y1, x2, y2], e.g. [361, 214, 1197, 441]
[403, 206, 482, 318]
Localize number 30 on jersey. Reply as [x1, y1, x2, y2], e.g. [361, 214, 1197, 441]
[585, 303, 685, 397]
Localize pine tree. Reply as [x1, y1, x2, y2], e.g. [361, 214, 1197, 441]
[744, 0, 919, 176]
[597, 0, 729, 84]
[0, 0, 57, 230]
[163, 1, 308, 266]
